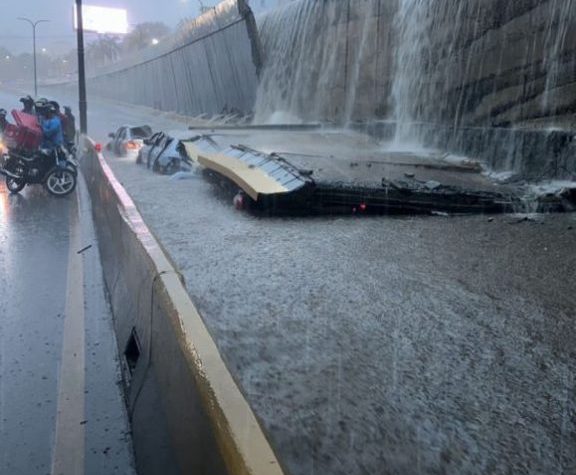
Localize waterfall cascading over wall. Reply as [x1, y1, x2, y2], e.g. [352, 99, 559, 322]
[87, 0, 262, 117]
[254, 0, 396, 124]
[391, 0, 576, 140]
[253, 0, 576, 177]
[387, 0, 576, 177]
[254, 0, 576, 130]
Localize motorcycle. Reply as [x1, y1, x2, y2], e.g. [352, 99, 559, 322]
[1, 145, 78, 197]
[0, 108, 78, 197]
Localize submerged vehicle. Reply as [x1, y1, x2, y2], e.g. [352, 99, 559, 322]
[107, 125, 153, 157]
[137, 131, 193, 174]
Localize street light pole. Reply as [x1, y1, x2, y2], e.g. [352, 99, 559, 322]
[75, 0, 87, 134]
[17, 17, 49, 98]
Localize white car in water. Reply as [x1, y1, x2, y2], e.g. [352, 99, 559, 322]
[106, 125, 153, 158]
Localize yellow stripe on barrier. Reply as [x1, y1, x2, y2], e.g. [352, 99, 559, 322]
[198, 152, 288, 201]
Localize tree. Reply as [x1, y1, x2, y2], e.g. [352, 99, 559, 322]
[122, 22, 171, 53]
[86, 35, 122, 68]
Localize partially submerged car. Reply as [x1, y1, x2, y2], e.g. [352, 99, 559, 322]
[136, 132, 193, 174]
[107, 125, 153, 157]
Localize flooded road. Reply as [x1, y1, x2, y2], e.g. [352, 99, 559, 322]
[0, 186, 70, 473]
[105, 151, 576, 475]
[22, 87, 576, 474]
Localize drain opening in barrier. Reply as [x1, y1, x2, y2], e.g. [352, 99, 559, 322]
[124, 328, 141, 376]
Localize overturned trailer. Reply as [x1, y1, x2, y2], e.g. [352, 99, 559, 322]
[189, 142, 523, 215]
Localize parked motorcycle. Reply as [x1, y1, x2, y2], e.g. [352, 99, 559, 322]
[0, 109, 78, 197]
[2, 147, 78, 197]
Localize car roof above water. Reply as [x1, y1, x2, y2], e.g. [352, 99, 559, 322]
[128, 125, 152, 138]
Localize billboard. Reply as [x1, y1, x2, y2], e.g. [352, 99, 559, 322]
[73, 5, 129, 35]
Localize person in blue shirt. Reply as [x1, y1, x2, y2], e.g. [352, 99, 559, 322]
[41, 104, 63, 149]
[41, 104, 64, 164]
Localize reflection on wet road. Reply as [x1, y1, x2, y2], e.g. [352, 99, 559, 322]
[0, 180, 135, 474]
[0, 187, 69, 473]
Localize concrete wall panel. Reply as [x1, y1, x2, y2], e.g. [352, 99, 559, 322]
[87, 0, 261, 117]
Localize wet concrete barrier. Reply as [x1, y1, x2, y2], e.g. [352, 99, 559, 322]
[79, 136, 286, 475]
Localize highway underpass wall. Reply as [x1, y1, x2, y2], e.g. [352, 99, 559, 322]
[255, 0, 576, 130]
[253, 0, 576, 179]
[86, 0, 262, 117]
[79, 0, 576, 130]
[79, 137, 285, 475]
[67, 0, 576, 179]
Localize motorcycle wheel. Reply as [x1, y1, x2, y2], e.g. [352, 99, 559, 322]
[5, 176, 26, 194]
[45, 168, 77, 197]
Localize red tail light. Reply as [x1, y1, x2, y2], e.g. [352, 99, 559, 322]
[126, 140, 141, 150]
[95, 143, 102, 153]
[233, 192, 245, 210]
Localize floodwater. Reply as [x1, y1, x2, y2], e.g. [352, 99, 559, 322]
[23, 88, 576, 474]
[106, 152, 576, 475]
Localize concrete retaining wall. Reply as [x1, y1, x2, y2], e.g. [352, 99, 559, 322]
[80, 137, 285, 475]
[87, 0, 261, 117]
[395, 0, 576, 129]
[72, 0, 576, 130]
[255, 0, 576, 129]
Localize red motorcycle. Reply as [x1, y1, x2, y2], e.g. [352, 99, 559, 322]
[0, 110, 77, 197]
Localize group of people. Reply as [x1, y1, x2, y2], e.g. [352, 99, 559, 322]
[18, 95, 76, 151]
[0, 95, 76, 159]
[0, 95, 80, 172]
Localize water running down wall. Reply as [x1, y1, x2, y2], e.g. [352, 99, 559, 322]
[251, 0, 576, 177]
[390, 0, 576, 141]
[254, 0, 395, 124]
[77, 0, 576, 177]
[83, 0, 576, 133]
[255, 0, 576, 133]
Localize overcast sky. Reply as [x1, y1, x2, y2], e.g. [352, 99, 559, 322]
[0, 0, 282, 55]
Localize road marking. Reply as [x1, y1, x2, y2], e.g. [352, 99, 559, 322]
[51, 192, 86, 475]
